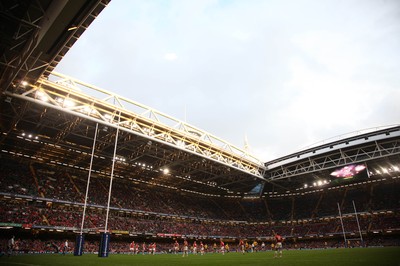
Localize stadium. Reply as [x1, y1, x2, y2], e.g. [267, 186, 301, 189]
[0, 1, 399, 265]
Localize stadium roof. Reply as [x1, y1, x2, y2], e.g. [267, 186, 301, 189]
[0, 0, 271, 197]
[1, 71, 267, 196]
[1, 0, 399, 198]
[262, 125, 400, 195]
[0, 0, 110, 93]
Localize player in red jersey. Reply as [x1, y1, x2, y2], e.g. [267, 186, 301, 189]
[220, 239, 225, 255]
[200, 241, 205, 255]
[273, 231, 283, 258]
[135, 243, 139, 254]
[129, 241, 135, 255]
[173, 240, 179, 254]
[182, 239, 189, 257]
[193, 240, 197, 255]
[239, 239, 245, 254]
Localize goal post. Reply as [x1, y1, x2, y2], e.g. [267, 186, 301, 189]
[75, 123, 98, 256]
[337, 200, 364, 248]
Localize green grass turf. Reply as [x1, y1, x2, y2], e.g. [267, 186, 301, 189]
[1, 248, 399, 266]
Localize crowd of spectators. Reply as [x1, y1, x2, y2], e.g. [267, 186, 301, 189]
[1, 198, 398, 239]
[0, 159, 399, 244]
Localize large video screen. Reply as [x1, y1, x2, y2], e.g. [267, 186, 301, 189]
[330, 163, 368, 183]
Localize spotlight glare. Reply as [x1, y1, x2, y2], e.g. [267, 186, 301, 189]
[63, 99, 75, 107]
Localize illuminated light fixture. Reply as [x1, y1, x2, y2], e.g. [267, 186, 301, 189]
[82, 106, 94, 114]
[63, 99, 75, 107]
[313, 182, 317, 186]
[36, 91, 48, 102]
[394, 166, 399, 171]
[28, 134, 32, 138]
[163, 168, 169, 175]
[21, 133, 25, 136]
[68, 26, 78, 31]
[21, 81, 28, 87]
[383, 168, 389, 174]
[177, 140, 185, 147]
[304, 184, 308, 188]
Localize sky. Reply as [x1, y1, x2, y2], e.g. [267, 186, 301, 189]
[54, 0, 400, 162]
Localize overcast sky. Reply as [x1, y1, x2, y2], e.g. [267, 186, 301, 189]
[55, 0, 400, 162]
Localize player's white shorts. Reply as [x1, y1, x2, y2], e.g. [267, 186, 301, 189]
[275, 242, 282, 249]
[130, 248, 134, 251]
[184, 246, 188, 251]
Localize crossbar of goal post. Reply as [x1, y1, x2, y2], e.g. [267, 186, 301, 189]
[75, 123, 99, 256]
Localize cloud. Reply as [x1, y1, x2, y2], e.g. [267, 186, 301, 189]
[55, 0, 400, 161]
[164, 53, 177, 61]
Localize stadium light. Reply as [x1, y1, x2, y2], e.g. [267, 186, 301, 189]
[35, 91, 48, 102]
[163, 168, 169, 175]
[82, 105, 94, 114]
[56, 97, 76, 107]
[63, 99, 76, 107]
[104, 114, 112, 120]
